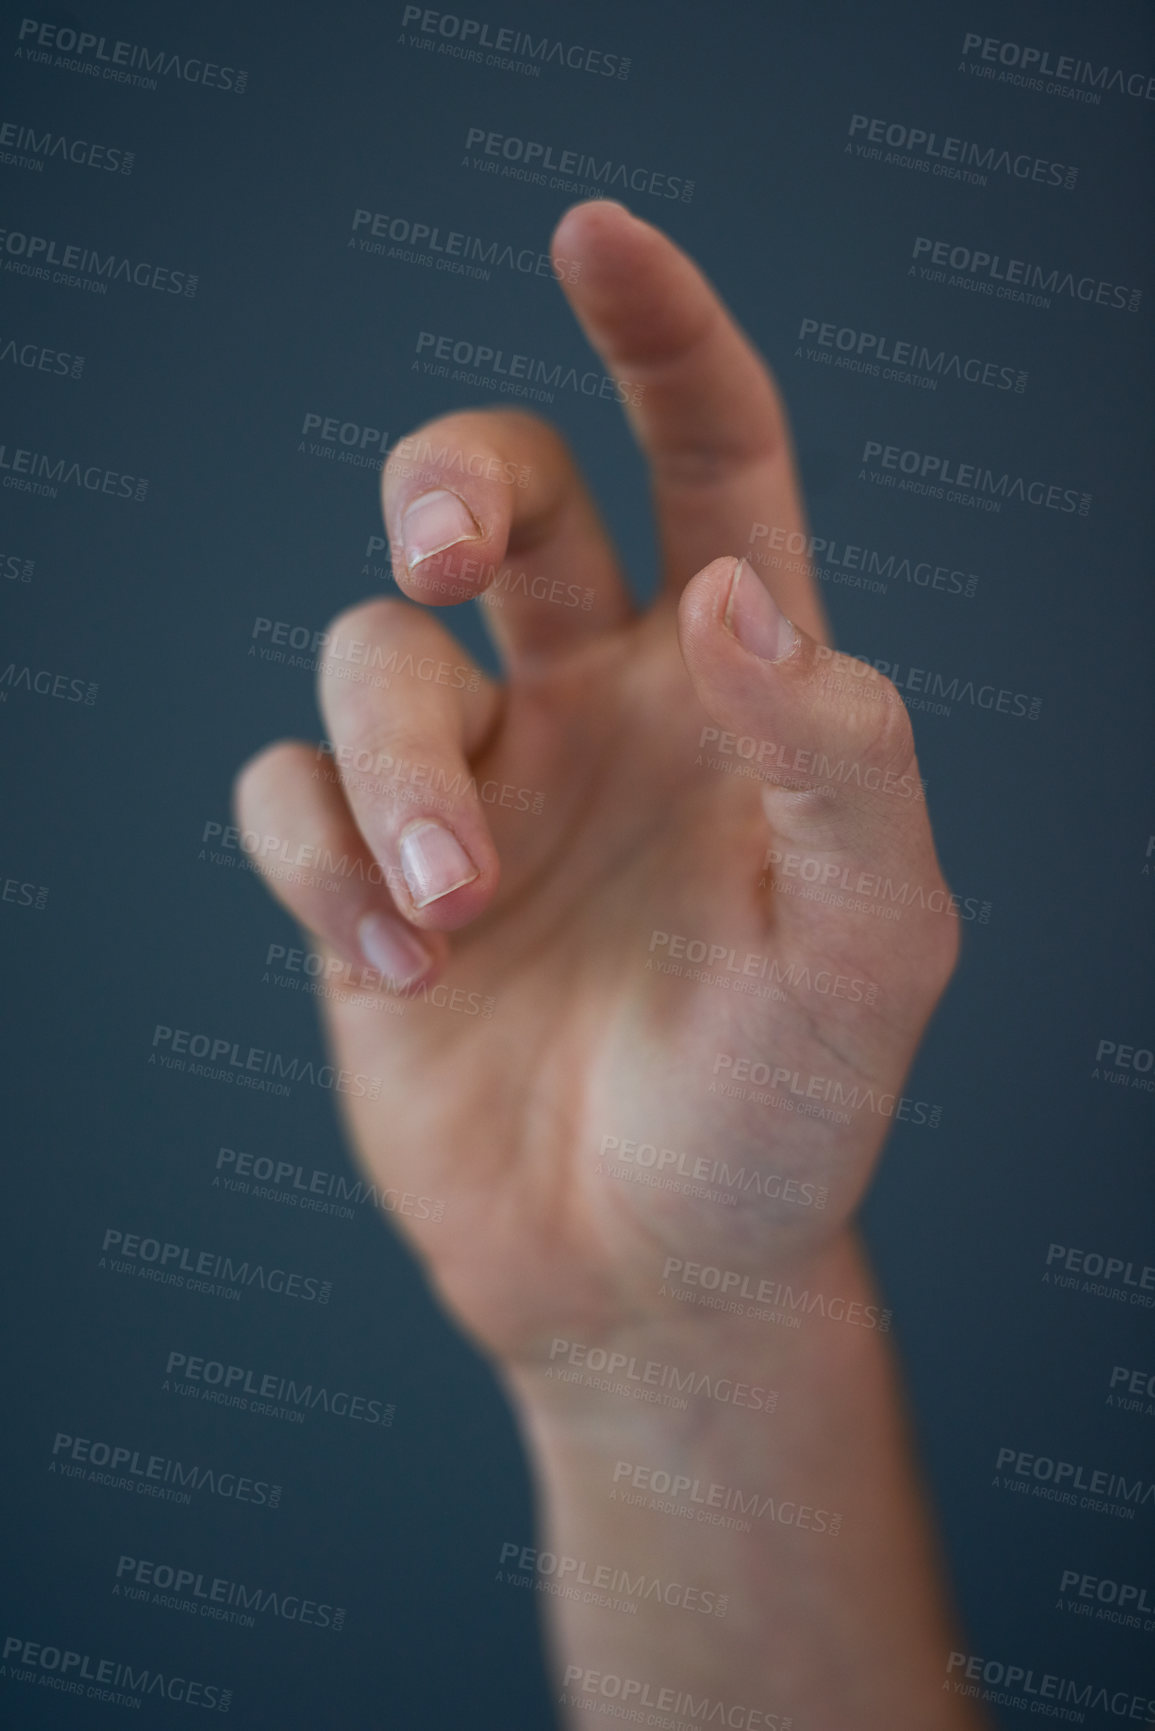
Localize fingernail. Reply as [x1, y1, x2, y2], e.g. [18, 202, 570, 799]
[401, 489, 482, 572]
[358, 912, 432, 988]
[399, 821, 479, 909]
[723, 558, 797, 662]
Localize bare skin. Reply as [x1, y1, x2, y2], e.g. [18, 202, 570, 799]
[236, 201, 990, 1730]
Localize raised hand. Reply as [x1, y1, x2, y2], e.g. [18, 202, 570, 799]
[235, 201, 986, 1731]
[235, 200, 958, 1365]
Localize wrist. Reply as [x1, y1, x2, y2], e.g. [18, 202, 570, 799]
[499, 1228, 989, 1731]
[501, 1228, 881, 1442]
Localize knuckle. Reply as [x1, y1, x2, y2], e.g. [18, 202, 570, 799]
[834, 664, 916, 776]
[868, 675, 916, 767]
[325, 682, 407, 767]
[924, 891, 963, 990]
[336, 705, 413, 765]
[327, 702, 450, 802]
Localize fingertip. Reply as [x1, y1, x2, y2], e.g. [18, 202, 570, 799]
[400, 485, 483, 567]
[550, 200, 674, 326]
[381, 418, 521, 604]
[677, 559, 814, 758]
[232, 737, 314, 822]
[393, 551, 492, 609]
[678, 555, 745, 639]
[723, 558, 800, 665]
[384, 487, 492, 606]
[551, 198, 637, 259]
[396, 818, 500, 934]
[356, 909, 441, 992]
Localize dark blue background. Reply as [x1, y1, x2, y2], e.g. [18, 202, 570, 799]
[1, 0, 1152, 1725]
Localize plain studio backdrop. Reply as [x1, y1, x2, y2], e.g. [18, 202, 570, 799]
[0, 0, 1152, 1725]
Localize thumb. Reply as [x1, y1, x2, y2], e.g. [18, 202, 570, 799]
[678, 557, 955, 959]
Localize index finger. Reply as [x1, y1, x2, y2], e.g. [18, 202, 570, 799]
[551, 200, 828, 643]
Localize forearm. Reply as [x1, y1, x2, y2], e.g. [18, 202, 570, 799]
[503, 1230, 990, 1731]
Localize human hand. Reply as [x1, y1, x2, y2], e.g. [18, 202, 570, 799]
[234, 200, 960, 1370]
